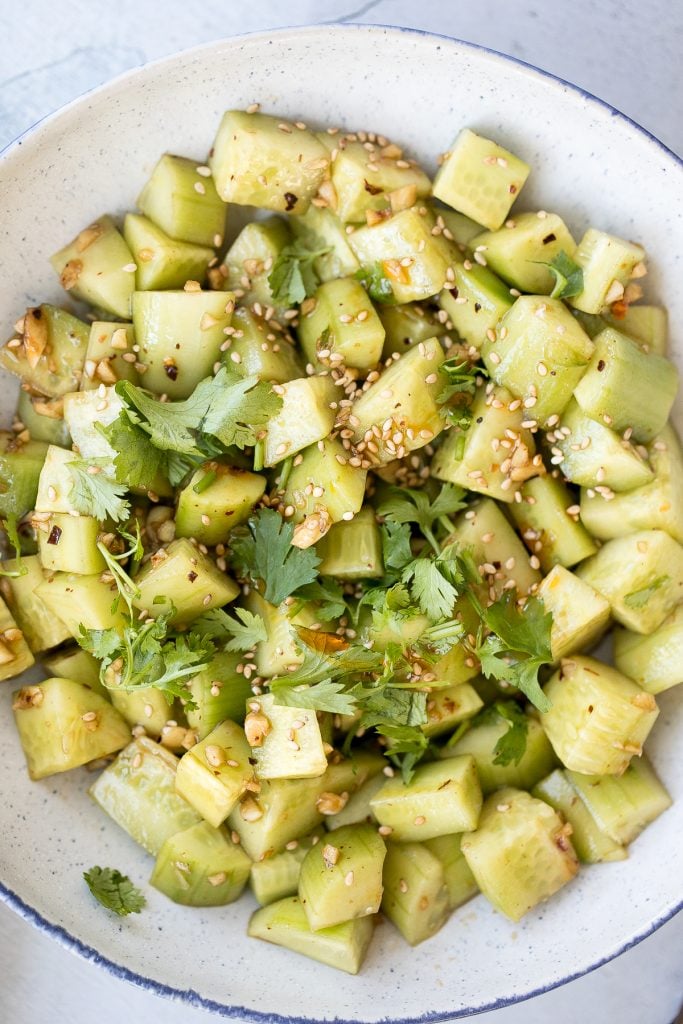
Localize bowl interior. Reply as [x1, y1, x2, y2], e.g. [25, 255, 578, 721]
[0, 25, 681, 1024]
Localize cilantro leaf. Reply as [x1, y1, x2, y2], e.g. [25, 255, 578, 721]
[380, 520, 413, 573]
[272, 639, 383, 689]
[543, 250, 584, 300]
[101, 414, 169, 491]
[377, 483, 468, 555]
[116, 381, 205, 456]
[378, 723, 430, 783]
[294, 577, 348, 620]
[624, 575, 670, 608]
[401, 558, 459, 621]
[355, 263, 394, 304]
[229, 508, 320, 606]
[356, 685, 427, 730]
[192, 607, 267, 652]
[271, 678, 357, 715]
[475, 593, 553, 713]
[268, 241, 330, 306]
[67, 458, 130, 523]
[437, 358, 486, 404]
[83, 866, 146, 917]
[201, 374, 281, 449]
[491, 701, 529, 766]
[0, 516, 27, 577]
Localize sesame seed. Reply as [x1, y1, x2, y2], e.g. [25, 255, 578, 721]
[344, 871, 355, 887]
[414, 815, 426, 826]
[489, 351, 501, 366]
[537, 361, 548, 376]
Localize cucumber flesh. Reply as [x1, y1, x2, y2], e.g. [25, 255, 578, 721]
[532, 769, 626, 864]
[566, 757, 672, 846]
[0, 595, 35, 681]
[150, 820, 251, 906]
[298, 823, 386, 931]
[381, 841, 451, 946]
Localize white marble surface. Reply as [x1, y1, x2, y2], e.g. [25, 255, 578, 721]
[0, 2, 681, 1022]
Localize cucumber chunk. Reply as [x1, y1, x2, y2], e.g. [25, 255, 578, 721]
[132, 538, 239, 625]
[50, 215, 135, 319]
[432, 384, 541, 501]
[370, 757, 482, 840]
[567, 757, 671, 846]
[378, 303, 449, 358]
[381, 841, 451, 946]
[150, 820, 251, 906]
[602, 304, 667, 355]
[184, 652, 253, 738]
[0, 305, 89, 399]
[281, 437, 367, 546]
[541, 655, 659, 775]
[124, 213, 214, 291]
[349, 336, 446, 464]
[445, 498, 541, 597]
[572, 328, 678, 443]
[250, 831, 323, 905]
[442, 709, 556, 794]
[483, 296, 595, 426]
[228, 307, 304, 383]
[580, 425, 683, 543]
[0, 432, 49, 524]
[330, 140, 431, 224]
[210, 111, 330, 214]
[263, 376, 336, 467]
[137, 153, 227, 247]
[532, 770, 626, 864]
[0, 595, 35, 680]
[436, 207, 483, 246]
[89, 737, 201, 855]
[43, 646, 105, 695]
[175, 720, 255, 828]
[568, 228, 645, 314]
[613, 605, 683, 695]
[37, 512, 105, 575]
[423, 683, 483, 738]
[551, 398, 654, 491]
[348, 207, 458, 303]
[577, 529, 683, 634]
[107, 685, 170, 739]
[0, 554, 72, 653]
[290, 205, 360, 282]
[325, 775, 384, 831]
[430, 598, 482, 687]
[424, 833, 479, 910]
[438, 261, 514, 350]
[315, 506, 383, 579]
[461, 788, 578, 921]
[432, 129, 530, 231]
[247, 692, 328, 780]
[248, 896, 375, 974]
[223, 217, 291, 310]
[471, 211, 577, 294]
[16, 391, 71, 446]
[175, 463, 266, 546]
[132, 289, 234, 399]
[244, 590, 330, 678]
[298, 823, 386, 930]
[35, 444, 79, 513]
[35, 571, 126, 637]
[13, 677, 129, 779]
[537, 565, 610, 662]
[298, 277, 385, 372]
[508, 475, 597, 570]
[81, 322, 138, 391]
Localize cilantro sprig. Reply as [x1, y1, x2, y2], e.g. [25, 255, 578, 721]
[229, 508, 320, 606]
[377, 483, 468, 556]
[192, 606, 268, 652]
[355, 263, 394, 304]
[268, 240, 330, 305]
[67, 458, 131, 523]
[83, 866, 146, 917]
[542, 250, 584, 300]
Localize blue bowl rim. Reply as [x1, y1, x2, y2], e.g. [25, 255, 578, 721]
[0, 21, 681, 1023]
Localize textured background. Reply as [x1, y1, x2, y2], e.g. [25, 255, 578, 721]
[0, 1, 681, 1022]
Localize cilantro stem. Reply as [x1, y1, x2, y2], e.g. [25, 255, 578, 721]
[277, 456, 294, 491]
[193, 469, 217, 494]
[253, 440, 265, 472]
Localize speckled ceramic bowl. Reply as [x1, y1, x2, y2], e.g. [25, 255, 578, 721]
[0, 24, 681, 1024]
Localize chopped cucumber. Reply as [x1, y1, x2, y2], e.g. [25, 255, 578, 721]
[381, 841, 451, 946]
[132, 538, 239, 625]
[263, 376, 336, 467]
[223, 218, 291, 310]
[541, 655, 660, 775]
[281, 437, 367, 546]
[566, 757, 671, 846]
[438, 260, 514, 350]
[508, 475, 597, 570]
[568, 228, 645, 314]
[461, 788, 578, 921]
[378, 302, 449, 358]
[13, 677, 129, 779]
[370, 757, 482, 840]
[422, 683, 483, 738]
[298, 276, 385, 372]
[137, 153, 227, 247]
[290, 205, 360, 282]
[250, 831, 323, 905]
[325, 775, 385, 831]
[35, 571, 126, 637]
[424, 833, 479, 910]
[184, 652, 253, 738]
[537, 565, 610, 662]
[0, 554, 72, 652]
[0, 595, 35, 680]
[445, 498, 541, 597]
[532, 770, 626, 864]
[551, 398, 654, 491]
[613, 606, 683, 695]
[331, 140, 431, 224]
[228, 306, 304, 382]
[50, 215, 135, 319]
[175, 463, 266, 546]
[37, 512, 105, 575]
[602, 304, 667, 355]
[16, 391, 71, 446]
[81, 321, 138, 390]
[124, 213, 214, 291]
[298, 823, 386, 930]
[315, 506, 383, 579]
[43, 646, 103, 693]
[247, 692, 328, 780]
[0, 305, 89, 399]
[150, 820, 251, 906]
[471, 211, 577, 294]
[175, 720, 255, 827]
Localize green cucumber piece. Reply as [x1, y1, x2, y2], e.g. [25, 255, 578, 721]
[89, 737, 201, 855]
[81, 321, 138, 390]
[541, 655, 659, 775]
[0, 554, 72, 654]
[175, 720, 255, 827]
[175, 463, 266, 546]
[423, 683, 483, 738]
[263, 376, 336, 468]
[35, 444, 80, 514]
[150, 820, 251, 906]
[613, 605, 683, 695]
[37, 512, 104, 575]
[184, 652, 253, 738]
[250, 831, 323, 905]
[210, 111, 330, 214]
[13, 677, 129, 779]
[290, 205, 360, 282]
[483, 296, 595, 426]
[298, 823, 386, 930]
[223, 217, 291, 310]
[132, 538, 239, 625]
[325, 775, 384, 832]
[0, 595, 35, 680]
[124, 213, 214, 291]
[298, 276, 385, 372]
[568, 229, 645, 314]
[381, 841, 450, 945]
[370, 757, 482, 841]
[137, 153, 227, 247]
[228, 306, 304, 383]
[108, 685, 170, 738]
[551, 398, 654, 491]
[602, 304, 667, 355]
[471, 211, 577, 294]
[577, 529, 683, 634]
[445, 498, 541, 597]
[0, 304, 89, 399]
[0, 432, 49, 522]
[331, 140, 431, 224]
[424, 833, 479, 910]
[537, 565, 610, 662]
[532, 770, 626, 864]
[43, 646, 103, 693]
[132, 289, 234, 399]
[432, 129, 530, 231]
[508, 475, 597, 570]
[247, 896, 375, 974]
[378, 302, 449, 358]
[244, 590, 330, 678]
[438, 260, 514, 350]
[35, 571, 126, 637]
[315, 506, 383, 579]
[247, 692, 327, 780]
[16, 391, 71, 446]
[573, 328, 678, 443]
[281, 437, 367, 546]
[435, 207, 483, 246]
[566, 758, 671, 846]
[461, 788, 578, 921]
[50, 215, 135, 318]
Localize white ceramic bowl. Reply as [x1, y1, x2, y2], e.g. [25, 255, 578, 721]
[0, 25, 681, 1023]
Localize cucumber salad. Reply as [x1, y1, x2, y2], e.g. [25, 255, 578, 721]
[0, 107, 679, 973]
